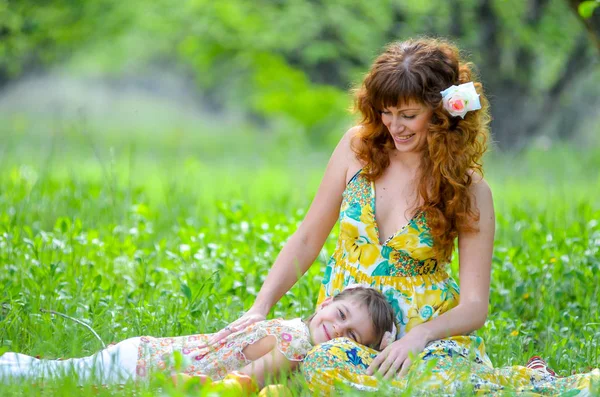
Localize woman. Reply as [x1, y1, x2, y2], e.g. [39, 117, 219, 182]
[210, 38, 599, 394]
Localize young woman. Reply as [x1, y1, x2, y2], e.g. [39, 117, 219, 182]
[209, 37, 600, 394]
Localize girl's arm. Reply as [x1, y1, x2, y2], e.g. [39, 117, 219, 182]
[237, 345, 299, 388]
[208, 128, 361, 342]
[367, 177, 495, 378]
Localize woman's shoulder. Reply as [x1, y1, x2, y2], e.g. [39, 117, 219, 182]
[337, 125, 361, 152]
[466, 170, 493, 210]
[466, 170, 491, 191]
[339, 126, 365, 182]
[344, 124, 363, 138]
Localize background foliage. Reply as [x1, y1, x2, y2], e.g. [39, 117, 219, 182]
[1, 0, 599, 148]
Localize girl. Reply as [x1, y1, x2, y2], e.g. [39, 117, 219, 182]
[0, 286, 395, 389]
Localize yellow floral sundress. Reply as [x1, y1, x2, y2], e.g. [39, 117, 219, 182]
[301, 170, 600, 395]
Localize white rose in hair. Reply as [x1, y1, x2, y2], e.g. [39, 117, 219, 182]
[440, 82, 482, 119]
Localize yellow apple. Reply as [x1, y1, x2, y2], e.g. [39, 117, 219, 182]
[258, 384, 293, 397]
[225, 371, 259, 394]
[210, 378, 244, 396]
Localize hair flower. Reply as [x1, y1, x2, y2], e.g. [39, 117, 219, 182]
[440, 82, 481, 118]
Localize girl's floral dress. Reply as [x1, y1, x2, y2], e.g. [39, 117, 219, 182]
[137, 318, 312, 380]
[301, 170, 600, 395]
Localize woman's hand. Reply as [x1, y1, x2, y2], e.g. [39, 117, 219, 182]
[205, 309, 267, 346]
[366, 328, 430, 379]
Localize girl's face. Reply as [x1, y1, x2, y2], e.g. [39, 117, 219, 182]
[308, 298, 377, 346]
[380, 100, 433, 153]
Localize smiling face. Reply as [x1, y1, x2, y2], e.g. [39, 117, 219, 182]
[380, 100, 434, 153]
[308, 297, 377, 347]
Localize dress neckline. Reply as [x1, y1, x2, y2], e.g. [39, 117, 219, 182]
[368, 175, 421, 246]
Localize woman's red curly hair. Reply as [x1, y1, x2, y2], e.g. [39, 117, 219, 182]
[352, 37, 491, 262]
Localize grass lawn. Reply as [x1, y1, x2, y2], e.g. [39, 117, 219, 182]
[0, 121, 599, 395]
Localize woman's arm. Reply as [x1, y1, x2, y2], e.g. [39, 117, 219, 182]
[251, 128, 363, 316]
[367, 177, 495, 378]
[208, 128, 361, 342]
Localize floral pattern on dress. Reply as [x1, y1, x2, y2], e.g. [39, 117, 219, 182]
[317, 170, 459, 338]
[302, 336, 600, 396]
[136, 318, 312, 380]
[303, 169, 600, 395]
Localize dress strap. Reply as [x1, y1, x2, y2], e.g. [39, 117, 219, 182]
[347, 168, 363, 186]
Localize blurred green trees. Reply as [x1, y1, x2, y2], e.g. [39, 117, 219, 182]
[1, 0, 598, 148]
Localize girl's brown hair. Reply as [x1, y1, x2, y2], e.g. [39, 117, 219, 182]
[352, 37, 491, 262]
[333, 286, 395, 350]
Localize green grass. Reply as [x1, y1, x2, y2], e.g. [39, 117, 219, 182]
[0, 121, 599, 395]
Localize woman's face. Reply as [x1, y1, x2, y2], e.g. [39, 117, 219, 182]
[380, 100, 433, 153]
